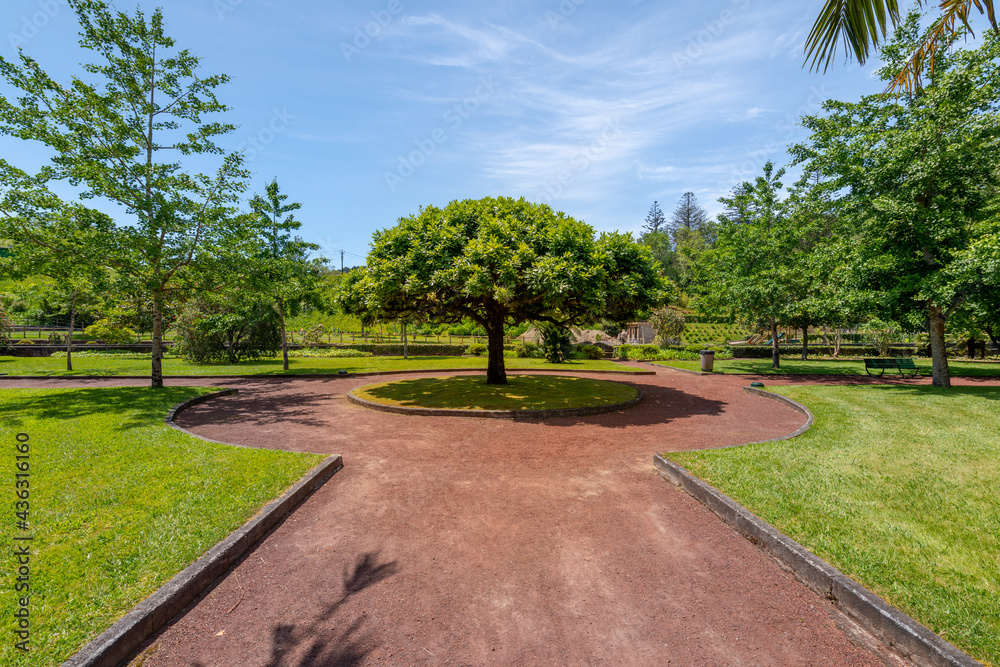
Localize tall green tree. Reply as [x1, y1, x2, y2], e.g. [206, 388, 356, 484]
[0, 0, 249, 387]
[707, 163, 794, 369]
[643, 200, 666, 234]
[0, 171, 113, 370]
[340, 196, 669, 384]
[249, 179, 319, 371]
[793, 15, 1000, 387]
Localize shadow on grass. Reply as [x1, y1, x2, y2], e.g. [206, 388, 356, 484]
[0, 387, 204, 430]
[257, 550, 398, 667]
[526, 382, 729, 429]
[860, 384, 1000, 401]
[359, 375, 637, 411]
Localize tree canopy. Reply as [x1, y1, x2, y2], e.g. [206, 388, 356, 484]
[793, 14, 1000, 386]
[340, 196, 670, 384]
[0, 0, 251, 387]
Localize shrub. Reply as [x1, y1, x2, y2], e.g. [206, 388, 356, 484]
[300, 324, 326, 346]
[288, 347, 372, 358]
[514, 341, 542, 358]
[649, 306, 685, 346]
[576, 344, 605, 360]
[83, 319, 138, 345]
[173, 301, 281, 364]
[465, 342, 488, 356]
[538, 322, 572, 363]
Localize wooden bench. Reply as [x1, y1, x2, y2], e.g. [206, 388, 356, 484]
[863, 358, 920, 377]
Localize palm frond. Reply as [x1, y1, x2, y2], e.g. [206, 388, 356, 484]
[805, 0, 902, 73]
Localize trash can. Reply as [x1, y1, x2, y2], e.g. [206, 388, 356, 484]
[699, 349, 715, 372]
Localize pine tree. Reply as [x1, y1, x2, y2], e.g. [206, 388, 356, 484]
[643, 201, 665, 234]
[671, 192, 708, 231]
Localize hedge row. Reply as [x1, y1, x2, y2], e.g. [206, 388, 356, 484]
[730, 345, 919, 358]
[330, 343, 469, 356]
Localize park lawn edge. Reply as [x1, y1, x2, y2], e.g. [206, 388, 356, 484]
[0, 387, 326, 666]
[664, 384, 1000, 665]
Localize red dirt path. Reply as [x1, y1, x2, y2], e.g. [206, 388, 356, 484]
[8, 369, 923, 666]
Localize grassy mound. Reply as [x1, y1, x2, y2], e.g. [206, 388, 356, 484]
[351, 374, 638, 412]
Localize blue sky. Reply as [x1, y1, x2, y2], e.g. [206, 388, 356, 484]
[1, 0, 890, 265]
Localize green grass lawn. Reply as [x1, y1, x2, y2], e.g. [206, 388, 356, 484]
[353, 374, 639, 411]
[653, 357, 1000, 377]
[668, 385, 1000, 665]
[0, 355, 638, 377]
[0, 388, 325, 666]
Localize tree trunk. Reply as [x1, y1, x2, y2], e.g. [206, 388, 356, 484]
[801, 326, 809, 361]
[277, 297, 289, 371]
[985, 325, 1000, 355]
[485, 308, 507, 385]
[402, 321, 408, 359]
[928, 303, 951, 388]
[967, 338, 977, 359]
[821, 325, 831, 348]
[834, 329, 842, 357]
[151, 294, 164, 388]
[770, 317, 780, 369]
[66, 289, 77, 372]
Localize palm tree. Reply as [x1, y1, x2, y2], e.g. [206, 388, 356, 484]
[805, 0, 996, 91]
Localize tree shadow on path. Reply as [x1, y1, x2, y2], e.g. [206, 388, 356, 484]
[259, 550, 399, 667]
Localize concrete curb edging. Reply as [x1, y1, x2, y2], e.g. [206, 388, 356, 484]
[164, 389, 240, 445]
[740, 386, 815, 444]
[653, 462, 981, 662]
[62, 399, 344, 667]
[346, 381, 643, 420]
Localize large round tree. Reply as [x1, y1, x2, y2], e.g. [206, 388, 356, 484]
[341, 196, 670, 384]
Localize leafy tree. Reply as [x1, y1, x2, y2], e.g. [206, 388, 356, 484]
[0, 191, 111, 370]
[249, 179, 320, 371]
[649, 306, 685, 346]
[643, 200, 666, 234]
[792, 15, 1000, 386]
[340, 196, 669, 384]
[638, 230, 675, 280]
[707, 162, 793, 369]
[805, 0, 997, 92]
[0, 0, 250, 387]
[173, 298, 280, 364]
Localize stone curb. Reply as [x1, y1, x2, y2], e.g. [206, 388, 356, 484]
[643, 361, 713, 376]
[61, 397, 344, 667]
[0, 368, 654, 381]
[653, 392, 981, 667]
[163, 389, 242, 446]
[739, 386, 815, 444]
[346, 381, 643, 421]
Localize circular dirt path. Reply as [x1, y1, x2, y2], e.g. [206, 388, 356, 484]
[7, 369, 919, 666]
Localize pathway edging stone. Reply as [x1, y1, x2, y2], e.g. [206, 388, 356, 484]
[61, 392, 344, 667]
[653, 385, 982, 667]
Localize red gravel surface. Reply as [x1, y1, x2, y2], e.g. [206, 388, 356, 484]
[6, 370, 919, 666]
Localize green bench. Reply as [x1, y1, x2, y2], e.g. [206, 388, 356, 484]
[863, 357, 920, 377]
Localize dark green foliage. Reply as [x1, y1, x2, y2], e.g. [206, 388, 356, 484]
[173, 301, 280, 364]
[538, 322, 572, 363]
[576, 344, 605, 360]
[465, 342, 488, 356]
